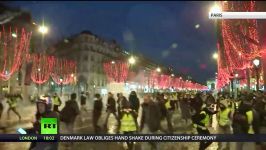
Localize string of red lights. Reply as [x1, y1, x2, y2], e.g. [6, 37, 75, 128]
[0, 26, 31, 81]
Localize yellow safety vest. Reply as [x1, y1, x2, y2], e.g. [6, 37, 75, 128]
[165, 100, 171, 109]
[173, 94, 177, 100]
[200, 111, 210, 127]
[120, 113, 137, 132]
[7, 98, 17, 108]
[246, 110, 254, 134]
[53, 97, 60, 106]
[193, 111, 209, 130]
[218, 108, 231, 126]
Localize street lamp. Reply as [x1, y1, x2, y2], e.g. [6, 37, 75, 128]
[12, 33, 17, 38]
[212, 52, 218, 60]
[128, 56, 136, 65]
[60, 77, 63, 96]
[111, 60, 115, 64]
[253, 58, 261, 91]
[38, 25, 48, 34]
[156, 67, 161, 73]
[171, 74, 174, 77]
[210, 4, 222, 13]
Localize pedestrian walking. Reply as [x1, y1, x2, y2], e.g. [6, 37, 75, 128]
[6, 93, 22, 121]
[0, 93, 4, 119]
[128, 91, 140, 115]
[52, 93, 62, 112]
[180, 93, 191, 125]
[191, 99, 218, 150]
[60, 93, 80, 134]
[140, 94, 161, 150]
[80, 92, 89, 122]
[119, 101, 138, 150]
[104, 92, 119, 133]
[217, 100, 232, 150]
[92, 93, 103, 134]
[232, 95, 260, 150]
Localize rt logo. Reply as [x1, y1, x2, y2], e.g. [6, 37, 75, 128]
[41, 118, 58, 134]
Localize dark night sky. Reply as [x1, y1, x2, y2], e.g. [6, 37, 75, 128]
[8, 1, 217, 84]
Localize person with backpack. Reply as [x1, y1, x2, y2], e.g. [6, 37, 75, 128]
[60, 93, 79, 134]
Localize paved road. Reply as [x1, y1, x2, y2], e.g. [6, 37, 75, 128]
[0, 104, 265, 150]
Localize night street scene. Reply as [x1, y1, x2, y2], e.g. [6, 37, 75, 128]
[1, 1, 266, 150]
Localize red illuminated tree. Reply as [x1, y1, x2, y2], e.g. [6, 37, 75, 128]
[103, 60, 129, 83]
[30, 54, 54, 84]
[51, 58, 77, 85]
[0, 26, 31, 81]
[217, 1, 261, 89]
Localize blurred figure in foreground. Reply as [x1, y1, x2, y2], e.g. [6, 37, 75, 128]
[140, 94, 161, 150]
[92, 93, 103, 133]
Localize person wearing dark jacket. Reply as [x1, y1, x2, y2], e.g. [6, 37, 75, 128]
[191, 100, 218, 150]
[140, 94, 161, 150]
[104, 92, 119, 132]
[93, 93, 103, 133]
[60, 93, 79, 134]
[233, 96, 260, 150]
[129, 91, 140, 114]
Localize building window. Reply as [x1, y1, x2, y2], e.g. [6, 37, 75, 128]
[91, 65, 94, 72]
[84, 55, 88, 61]
[83, 66, 88, 72]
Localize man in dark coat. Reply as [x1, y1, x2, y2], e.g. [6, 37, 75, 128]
[140, 94, 161, 150]
[104, 92, 119, 131]
[129, 91, 140, 114]
[93, 93, 103, 133]
[60, 93, 79, 134]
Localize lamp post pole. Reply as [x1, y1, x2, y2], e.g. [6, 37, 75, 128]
[255, 67, 259, 91]
[253, 58, 260, 91]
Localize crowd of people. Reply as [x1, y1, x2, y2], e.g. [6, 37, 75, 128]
[1, 89, 266, 150]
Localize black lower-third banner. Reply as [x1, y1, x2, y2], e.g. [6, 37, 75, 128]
[2, 134, 266, 142]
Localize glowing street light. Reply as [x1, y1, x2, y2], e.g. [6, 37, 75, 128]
[253, 58, 261, 91]
[156, 67, 161, 73]
[12, 33, 17, 38]
[38, 68, 41, 72]
[71, 73, 74, 78]
[171, 74, 174, 77]
[128, 56, 136, 65]
[38, 25, 48, 34]
[210, 4, 222, 13]
[111, 61, 115, 64]
[235, 73, 239, 78]
[212, 52, 218, 60]
[253, 58, 260, 67]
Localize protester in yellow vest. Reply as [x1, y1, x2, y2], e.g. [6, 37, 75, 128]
[6, 94, 22, 121]
[119, 102, 138, 150]
[52, 93, 62, 112]
[217, 100, 232, 150]
[191, 96, 218, 150]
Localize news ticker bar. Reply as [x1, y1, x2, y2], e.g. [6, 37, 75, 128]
[209, 12, 266, 19]
[2, 134, 266, 142]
